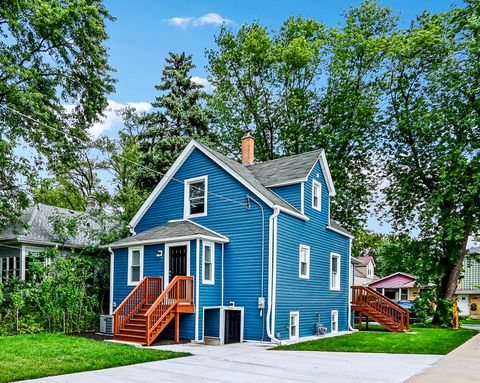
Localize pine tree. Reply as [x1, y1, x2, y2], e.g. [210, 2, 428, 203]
[131, 52, 215, 190]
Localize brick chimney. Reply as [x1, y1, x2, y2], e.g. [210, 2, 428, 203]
[241, 132, 254, 166]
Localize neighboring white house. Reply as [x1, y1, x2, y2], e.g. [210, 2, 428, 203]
[455, 246, 480, 318]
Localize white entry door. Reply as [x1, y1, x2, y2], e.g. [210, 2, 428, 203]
[456, 295, 470, 316]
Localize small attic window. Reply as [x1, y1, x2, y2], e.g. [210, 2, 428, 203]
[312, 180, 322, 211]
[185, 176, 208, 218]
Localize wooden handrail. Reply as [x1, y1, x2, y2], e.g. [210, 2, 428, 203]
[113, 276, 162, 335]
[351, 285, 410, 332]
[145, 275, 194, 345]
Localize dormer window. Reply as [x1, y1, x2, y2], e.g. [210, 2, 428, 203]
[312, 180, 322, 211]
[367, 262, 374, 278]
[185, 176, 208, 218]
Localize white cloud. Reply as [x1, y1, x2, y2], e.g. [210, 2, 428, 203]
[191, 76, 214, 92]
[165, 13, 232, 29]
[167, 16, 194, 29]
[64, 100, 152, 138]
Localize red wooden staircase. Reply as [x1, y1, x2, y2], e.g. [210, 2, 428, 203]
[113, 276, 194, 346]
[351, 286, 410, 332]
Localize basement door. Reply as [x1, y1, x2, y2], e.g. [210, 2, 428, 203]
[224, 309, 241, 344]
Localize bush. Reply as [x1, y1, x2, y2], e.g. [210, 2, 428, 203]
[0, 248, 108, 335]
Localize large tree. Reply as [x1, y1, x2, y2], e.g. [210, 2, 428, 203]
[382, 2, 480, 322]
[208, 6, 394, 230]
[0, 0, 115, 230]
[123, 52, 214, 192]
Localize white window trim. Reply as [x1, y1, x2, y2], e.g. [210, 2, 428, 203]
[312, 180, 322, 211]
[330, 252, 341, 291]
[289, 311, 300, 340]
[298, 244, 310, 279]
[127, 246, 144, 286]
[184, 175, 208, 219]
[331, 310, 338, 333]
[202, 241, 215, 285]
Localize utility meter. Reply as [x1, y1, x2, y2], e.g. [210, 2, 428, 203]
[258, 297, 265, 309]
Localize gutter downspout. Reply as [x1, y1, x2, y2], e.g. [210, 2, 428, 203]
[108, 247, 114, 315]
[266, 206, 281, 344]
[347, 238, 356, 331]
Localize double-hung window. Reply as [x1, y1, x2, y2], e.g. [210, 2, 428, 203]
[312, 180, 321, 211]
[289, 311, 299, 339]
[202, 242, 214, 284]
[0, 256, 20, 282]
[331, 310, 338, 333]
[128, 247, 143, 285]
[185, 176, 208, 218]
[330, 253, 340, 290]
[299, 245, 310, 279]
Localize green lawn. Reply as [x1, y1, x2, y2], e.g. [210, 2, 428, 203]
[275, 325, 478, 355]
[460, 318, 480, 325]
[0, 334, 188, 383]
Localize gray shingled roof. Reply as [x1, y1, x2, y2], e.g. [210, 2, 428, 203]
[329, 219, 353, 237]
[200, 144, 302, 214]
[247, 149, 323, 187]
[108, 220, 228, 248]
[0, 204, 97, 247]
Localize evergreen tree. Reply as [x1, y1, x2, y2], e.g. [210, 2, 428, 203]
[124, 52, 215, 192]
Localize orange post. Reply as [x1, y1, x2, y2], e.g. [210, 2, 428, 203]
[175, 313, 180, 343]
[453, 301, 459, 330]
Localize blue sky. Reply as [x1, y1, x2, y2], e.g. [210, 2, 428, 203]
[96, 0, 459, 233]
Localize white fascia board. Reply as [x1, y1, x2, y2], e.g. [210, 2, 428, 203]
[274, 205, 309, 221]
[108, 234, 229, 249]
[266, 178, 305, 188]
[305, 150, 336, 197]
[326, 225, 354, 239]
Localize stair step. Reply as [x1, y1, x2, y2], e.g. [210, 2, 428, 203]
[124, 323, 146, 330]
[119, 328, 146, 337]
[113, 334, 146, 344]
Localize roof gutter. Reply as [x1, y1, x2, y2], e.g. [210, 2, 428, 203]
[273, 205, 309, 221]
[326, 225, 354, 239]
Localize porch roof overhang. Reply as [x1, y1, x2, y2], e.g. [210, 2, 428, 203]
[107, 219, 229, 249]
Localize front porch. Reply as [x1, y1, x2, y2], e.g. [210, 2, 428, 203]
[109, 219, 230, 345]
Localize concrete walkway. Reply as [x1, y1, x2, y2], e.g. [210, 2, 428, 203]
[20, 341, 441, 383]
[407, 333, 480, 383]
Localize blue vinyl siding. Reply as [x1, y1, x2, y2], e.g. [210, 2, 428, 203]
[116, 148, 272, 341]
[274, 162, 350, 339]
[270, 184, 302, 211]
[112, 146, 350, 343]
[204, 308, 221, 337]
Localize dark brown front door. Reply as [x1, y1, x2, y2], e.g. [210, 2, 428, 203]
[225, 310, 241, 344]
[169, 245, 187, 280]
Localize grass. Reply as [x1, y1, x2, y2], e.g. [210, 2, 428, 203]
[0, 334, 189, 383]
[460, 318, 480, 325]
[275, 325, 478, 355]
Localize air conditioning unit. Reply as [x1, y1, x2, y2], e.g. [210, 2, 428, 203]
[99, 315, 114, 335]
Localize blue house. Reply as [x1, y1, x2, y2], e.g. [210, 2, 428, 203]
[108, 135, 353, 345]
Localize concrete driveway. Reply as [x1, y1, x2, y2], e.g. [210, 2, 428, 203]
[20, 340, 441, 383]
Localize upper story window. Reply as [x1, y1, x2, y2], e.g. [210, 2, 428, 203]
[299, 245, 310, 279]
[367, 262, 374, 278]
[202, 242, 215, 284]
[312, 180, 322, 211]
[185, 176, 208, 218]
[330, 252, 340, 290]
[128, 246, 143, 286]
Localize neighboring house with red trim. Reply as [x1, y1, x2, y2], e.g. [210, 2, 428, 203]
[368, 272, 420, 302]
